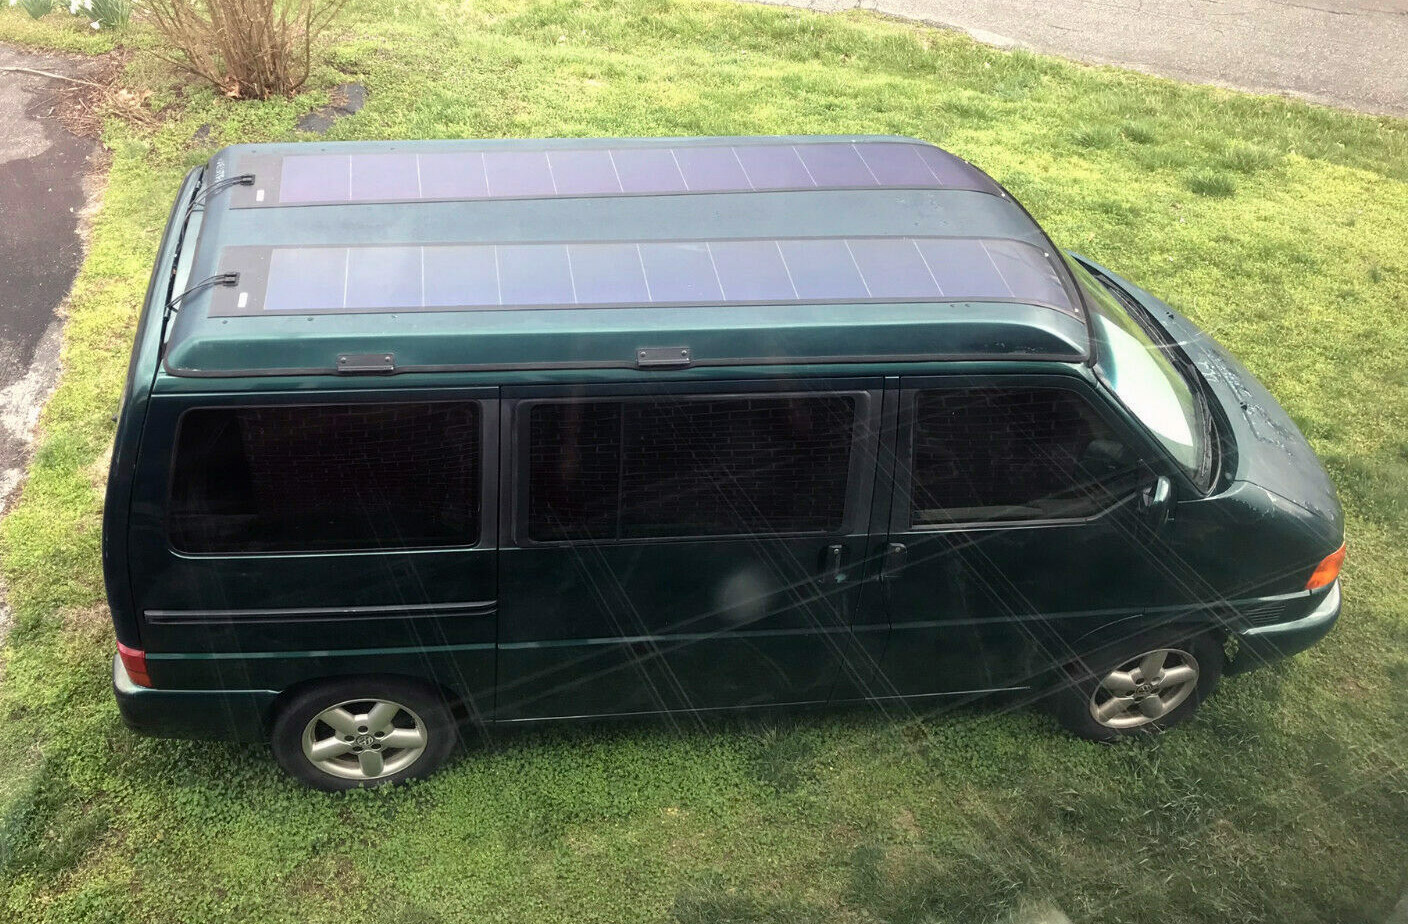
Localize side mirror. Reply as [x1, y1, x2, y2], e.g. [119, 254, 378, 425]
[1140, 475, 1174, 529]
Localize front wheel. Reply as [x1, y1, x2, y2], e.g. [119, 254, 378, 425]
[1051, 630, 1223, 741]
[271, 677, 458, 791]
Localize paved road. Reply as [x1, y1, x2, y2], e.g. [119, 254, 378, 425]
[0, 45, 97, 515]
[750, 0, 1408, 117]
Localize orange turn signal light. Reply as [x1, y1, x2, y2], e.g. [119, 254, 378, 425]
[1306, 542, 1346, 591]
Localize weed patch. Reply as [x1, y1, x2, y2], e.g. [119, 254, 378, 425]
[1185, 169, 1238, 197]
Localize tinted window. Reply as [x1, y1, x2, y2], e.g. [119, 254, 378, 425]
[526, 402, 623, 542]
[526, 395, 856, 541]
[170, 403, 481, 553]
[910, 387, 1142, 525]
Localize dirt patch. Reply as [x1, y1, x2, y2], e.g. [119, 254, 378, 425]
[60, 604, 113, 652]
[295, 81, 365, 133]
[892, 807, 922, 840]
[7, 47, 133, 140]
[83, 441, 114, 494]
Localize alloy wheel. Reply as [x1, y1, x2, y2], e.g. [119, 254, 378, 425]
[301, 698, 428, 780]
[1088, 648, 1200, 729]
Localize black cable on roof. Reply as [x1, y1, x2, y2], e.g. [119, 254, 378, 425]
[184, 173, 255, 218]
[166, 272, 239, 314]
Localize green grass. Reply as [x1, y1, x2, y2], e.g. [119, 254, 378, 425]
[1217, 141, 1279, 175]
[1119, 119, 1158, 145]
[0, 6, 116, 51]
[2, 2, 1407, 922]
[1184, 168, 1238, 198]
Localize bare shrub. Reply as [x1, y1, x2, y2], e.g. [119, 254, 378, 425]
[144, 0, 347, 100]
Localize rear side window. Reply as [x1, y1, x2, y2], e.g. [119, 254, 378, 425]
[169, 402, 481, 553]
[526, 395, 857, 542]
[910, 387, 1143, 526]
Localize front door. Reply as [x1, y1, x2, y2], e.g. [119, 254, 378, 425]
[494, 379, 881, 720]
[867, 374, 1191, 699]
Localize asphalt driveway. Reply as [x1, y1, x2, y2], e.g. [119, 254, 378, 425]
[752, 0, 1408, 117]
[0, 45, 98, 515]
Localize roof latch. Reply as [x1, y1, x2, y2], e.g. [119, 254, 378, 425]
[337, 352, 396, 374]
[636, 346, 691, 369]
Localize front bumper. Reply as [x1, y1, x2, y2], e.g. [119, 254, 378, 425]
[113, 655, 278, 742]
[1227, 581, 1341, 674]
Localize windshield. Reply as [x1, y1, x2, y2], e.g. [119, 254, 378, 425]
[1069, 259, 1211, 487]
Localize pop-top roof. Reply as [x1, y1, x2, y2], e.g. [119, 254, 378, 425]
[160, 136, 1089, 378]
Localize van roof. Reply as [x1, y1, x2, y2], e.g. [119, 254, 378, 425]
[161, 136, 1089, 378]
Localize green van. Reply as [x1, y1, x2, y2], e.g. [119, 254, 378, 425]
[105, 136, 1345, 790]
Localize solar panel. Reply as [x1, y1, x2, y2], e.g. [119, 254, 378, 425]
[795, 144, 876, 186]
[215, 236, 1069, 318]
[638, 242, 723, 302]
[422, 244, 497, 306]
[484, 150, 555, 197]
[707, 241, 796, 301]
[731, 145, 814, 190]
[777, 239, 870, 300]
[980, 238, 1071, 306]
[854, 142, 938, 186]
[418, 152, 487, 199]
[915, 239, 1009, 298]
[497, 244, 573, 305]
[264, 247, 345, 310]
[349, 153, 419, 201]
[346, 246, 421, 309]
[277, 155, 348, 204]
[847, 238, 941, 299]
[239, 141, 1001, 207]
[612, 148, 687, 193]
[570, 243, 651, 304]
[673, 147, 751, 192]
[915, 145, 984, 188]
[546, 150, 620, 195]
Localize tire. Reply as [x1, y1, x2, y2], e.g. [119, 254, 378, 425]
[1050, 628, 1223, 742]
[271, 677, 458, 791]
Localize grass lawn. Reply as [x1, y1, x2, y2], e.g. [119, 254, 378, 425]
[1, 2, 1406, 921]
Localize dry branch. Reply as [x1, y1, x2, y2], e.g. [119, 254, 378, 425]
[0, 66, 108, 89]
[144, 0, 347, 99]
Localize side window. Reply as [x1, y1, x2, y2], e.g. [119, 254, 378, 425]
[526, 394, 857, 542]
[910, 386, 1143, 526]
[169, 402, 481, 553]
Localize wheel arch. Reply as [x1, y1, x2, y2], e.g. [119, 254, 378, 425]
[1051, 610, 1229, 686]
[268, 672, 473, 729]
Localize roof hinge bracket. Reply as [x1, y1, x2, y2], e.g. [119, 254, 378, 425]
[336, 352, 396, 374]
[636, 346, 691, 369]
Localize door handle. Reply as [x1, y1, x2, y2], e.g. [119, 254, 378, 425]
[881, 542, 908, 581]
[820, 544, 846, 585]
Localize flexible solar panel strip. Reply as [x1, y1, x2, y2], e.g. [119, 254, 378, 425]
[245, 141, 1000, 206]
[217, 237, 1072, 317]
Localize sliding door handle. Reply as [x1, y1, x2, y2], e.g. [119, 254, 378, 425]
[820, 544, 846, 585]
[881, 542, 908, 581]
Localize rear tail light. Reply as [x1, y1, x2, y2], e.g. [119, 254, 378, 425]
[1306, 543, 1346, 591]
[117, 642, 152, 687]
